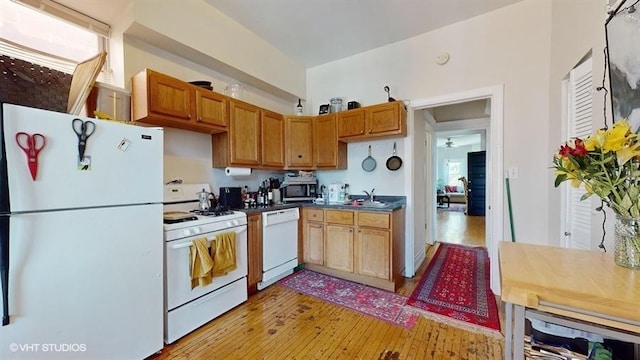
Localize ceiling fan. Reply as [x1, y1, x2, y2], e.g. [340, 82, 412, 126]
[444, 137, 455, 148]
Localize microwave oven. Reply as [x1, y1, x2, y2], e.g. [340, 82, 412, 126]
[281, 177, 318, 202]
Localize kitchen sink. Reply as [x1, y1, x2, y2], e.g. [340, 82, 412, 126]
[353, 200, 388, 208]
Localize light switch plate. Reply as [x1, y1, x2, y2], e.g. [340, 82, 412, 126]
[508, 166, 519, 179]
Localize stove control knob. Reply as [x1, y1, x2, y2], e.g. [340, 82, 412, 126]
[231, 220, 239, 226]
[193, 227, 201, 234]
[225, 221, 232, 228]
[183, 229, 192, 236]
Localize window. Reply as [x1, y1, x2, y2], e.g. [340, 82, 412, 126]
[0, 0, 110, 79]
[447, 160, 462, 186]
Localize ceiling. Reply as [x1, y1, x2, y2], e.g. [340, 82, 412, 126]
[54, 0, 525, 68]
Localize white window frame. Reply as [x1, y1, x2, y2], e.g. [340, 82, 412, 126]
[1, 0, 111, 81]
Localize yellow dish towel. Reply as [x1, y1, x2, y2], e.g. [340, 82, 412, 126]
[190, 237, 214, 289]
[211, 231, 237, 277]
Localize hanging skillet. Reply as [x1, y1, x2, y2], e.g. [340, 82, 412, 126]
[362, 145, 377, 172]
[386, 142, 403, 171]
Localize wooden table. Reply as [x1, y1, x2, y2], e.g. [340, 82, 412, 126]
[499, 241, 640, 360]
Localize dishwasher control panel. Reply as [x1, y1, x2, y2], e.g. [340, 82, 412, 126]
[262, 208, 300, 226]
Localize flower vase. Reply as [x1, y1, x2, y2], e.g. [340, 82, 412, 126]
[613, 215, 640, 269]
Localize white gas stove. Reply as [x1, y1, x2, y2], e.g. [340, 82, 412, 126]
[162, 183, 248, 344]
[163, 184, 247, 241]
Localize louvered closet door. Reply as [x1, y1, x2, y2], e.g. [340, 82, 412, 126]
[566, 57, 593, 250]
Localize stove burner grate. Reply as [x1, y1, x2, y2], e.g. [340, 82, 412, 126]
[163, 216, 199, 224]
[191, 208, 235, 217]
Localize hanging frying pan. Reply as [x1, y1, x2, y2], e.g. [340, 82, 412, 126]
[386, 142, 403, 171]
[362, 145, 377, 172]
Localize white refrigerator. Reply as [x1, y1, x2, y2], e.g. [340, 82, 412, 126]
[0, 104, 164, 359]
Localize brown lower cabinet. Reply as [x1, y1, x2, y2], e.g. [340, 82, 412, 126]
[246, 213, 262, 295]
[301, 207, 405, 292]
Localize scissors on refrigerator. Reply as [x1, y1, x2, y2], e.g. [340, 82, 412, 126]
[72, 118, 96, 161]
[15, 132, 46, 181]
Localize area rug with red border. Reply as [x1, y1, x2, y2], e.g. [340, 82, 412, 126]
[407, 243, 502, 336]
[279, 269, 418, 329]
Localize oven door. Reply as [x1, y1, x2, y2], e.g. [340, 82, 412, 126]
[165, 225, 247, 311]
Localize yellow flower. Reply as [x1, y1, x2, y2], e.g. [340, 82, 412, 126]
[617, 141, 640, 165]
[583, 129, 605, 150]
[603, 119, 633, 152]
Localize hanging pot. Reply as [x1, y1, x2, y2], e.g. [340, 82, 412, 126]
[362, 145, 377, 172]
[386, 142, 403, 171]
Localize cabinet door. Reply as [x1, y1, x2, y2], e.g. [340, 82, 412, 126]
[285, 116, 314, 169]
[355, 228, 390, 280]
[195, 89, 227, 129]
[303, 221, 324, 265]
[247, 213, 262, 293]
[314, 114, 346, 169]
[337, 109, 365, 139]
[147, 70, 193, 122]
[365, 101, 404, 136]
[229, 100, 261, 166]
[261, 110, 285, 168]
[324, 225, 354, 272]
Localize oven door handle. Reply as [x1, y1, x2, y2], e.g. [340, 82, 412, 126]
[169, 228, 247, 250]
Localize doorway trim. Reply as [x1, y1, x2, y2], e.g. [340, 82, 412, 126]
[409, 84, 504, 294]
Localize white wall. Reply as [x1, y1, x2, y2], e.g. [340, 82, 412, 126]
[308, 0, 554, 253]
[120, 0, 306, 100]
[309, 0, 608, 253]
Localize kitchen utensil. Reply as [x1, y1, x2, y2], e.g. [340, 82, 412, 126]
[196, 188, 213, 211]
[72, 118, 95, 161]
[362, 145, 377, 172]
[15, 132, 45, 181]
[386, 142, 403, 171]
[347, 101, 361, 110]
[384, 86, 396, 102]
[329, 98, 343, 113]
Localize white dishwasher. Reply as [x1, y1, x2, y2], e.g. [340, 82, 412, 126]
[258, 207, 300, 290]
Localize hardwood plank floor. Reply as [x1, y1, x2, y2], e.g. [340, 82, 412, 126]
[437, 204, 485, 246]
[149, 241, 504, 360]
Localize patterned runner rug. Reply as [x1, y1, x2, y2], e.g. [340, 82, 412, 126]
[407, 243, 501, 336]
[279, 269, 418, 329]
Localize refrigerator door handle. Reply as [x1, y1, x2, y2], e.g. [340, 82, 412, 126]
[1, 216, 9, 326]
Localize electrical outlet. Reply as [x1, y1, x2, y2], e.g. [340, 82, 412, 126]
[508, 167, 518, 179]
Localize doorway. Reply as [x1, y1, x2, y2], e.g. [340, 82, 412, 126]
[434, 124, 488, 247]
[409, 85, 504, 294]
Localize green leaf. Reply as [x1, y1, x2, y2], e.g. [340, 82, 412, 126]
[554, 175, 567, 187]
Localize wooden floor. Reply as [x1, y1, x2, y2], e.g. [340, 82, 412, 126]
[437, 204, 485, 246]
[150, 229, 504, 360]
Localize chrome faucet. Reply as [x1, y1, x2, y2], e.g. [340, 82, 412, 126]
[363, 188, 375, 202]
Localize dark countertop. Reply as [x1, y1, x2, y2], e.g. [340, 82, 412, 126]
[237, 196, 406, 214]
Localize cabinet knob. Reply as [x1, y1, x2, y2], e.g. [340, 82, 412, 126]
[368, 129, 372, 134]
[186, 114, 192, 119]
[196, 117, 202, 122]
[360, 130, 364, 134]
[298, 155, 303, 159]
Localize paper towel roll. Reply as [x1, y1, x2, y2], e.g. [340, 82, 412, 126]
[225, 167, 252, 176]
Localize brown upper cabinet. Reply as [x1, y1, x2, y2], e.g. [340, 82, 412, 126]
[314, 114, 347, 169]
[131, 69, 227, 134]
[260, 109, 285, 168]
[285, 116, 314, 169]
[337, 101, 407, 142]
[212, 99, 262, 167]
[284, 115, 347, 170]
